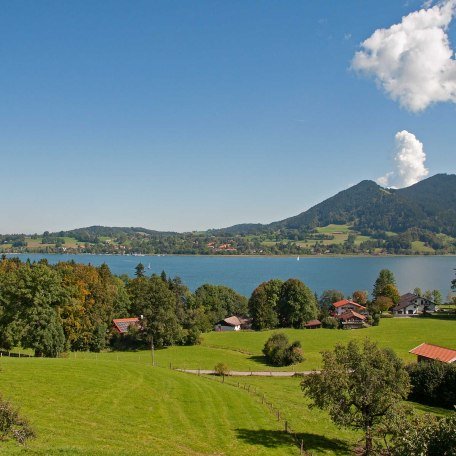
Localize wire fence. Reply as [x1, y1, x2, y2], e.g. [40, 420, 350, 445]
[173, 367, 312, 455]
[1, 350, 311, 454]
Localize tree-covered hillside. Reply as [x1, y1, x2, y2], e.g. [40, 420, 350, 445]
[1, 174, 455, 255]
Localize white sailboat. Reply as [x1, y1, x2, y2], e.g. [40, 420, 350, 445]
[297, 256, 300, 261]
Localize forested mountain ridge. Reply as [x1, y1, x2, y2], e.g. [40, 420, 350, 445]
[1, 174, 455, 255]
[271, 174, 456, 237]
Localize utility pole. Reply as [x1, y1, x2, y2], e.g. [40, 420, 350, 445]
[151, 335, 155, 366]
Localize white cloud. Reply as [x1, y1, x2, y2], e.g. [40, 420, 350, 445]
[377, 130, 429, 188]
[352, 0, 456, 112]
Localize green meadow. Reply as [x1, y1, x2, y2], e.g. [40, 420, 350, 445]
[1, 317, 454, 455]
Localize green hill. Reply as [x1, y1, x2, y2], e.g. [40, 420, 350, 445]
[0, 358, 293, 455]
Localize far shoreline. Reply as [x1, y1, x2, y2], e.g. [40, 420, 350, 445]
[3, 252, 456, 259]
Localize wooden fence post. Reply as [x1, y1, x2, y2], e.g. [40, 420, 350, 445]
[284, 421, 288, 433]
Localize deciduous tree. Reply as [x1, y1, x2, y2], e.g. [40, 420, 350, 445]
[301, 339, 410, 455]
[248, 279, 282, 330]
[278, 279, 318, 328]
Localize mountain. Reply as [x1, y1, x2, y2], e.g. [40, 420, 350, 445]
[218, 174, 456, 237]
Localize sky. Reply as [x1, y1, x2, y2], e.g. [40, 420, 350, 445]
[1, 0, 455, 233]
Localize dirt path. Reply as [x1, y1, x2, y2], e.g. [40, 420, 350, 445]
[176, 369, 317, 377]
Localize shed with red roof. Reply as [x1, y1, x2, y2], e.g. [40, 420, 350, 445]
[113, 317, 140, 334]
[409, 343, 456, 364]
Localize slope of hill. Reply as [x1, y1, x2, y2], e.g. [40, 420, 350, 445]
[1, 174, 455, 255]
[264, 174, 456, 236]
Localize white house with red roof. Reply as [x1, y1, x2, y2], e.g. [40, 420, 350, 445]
[336, 310, 367, 329]
[332, 299, 367, 316]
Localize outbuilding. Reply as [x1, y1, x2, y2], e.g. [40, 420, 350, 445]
[304, 319, 322, 329]
[113, 317, 140, 334]
[409, 343, 456, 364]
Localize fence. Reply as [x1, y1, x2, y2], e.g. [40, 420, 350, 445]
[173, 366, 312, 455]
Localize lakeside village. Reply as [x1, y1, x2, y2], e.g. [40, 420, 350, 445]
[0, 257, 454, 358]
[0, 256, 455, 455]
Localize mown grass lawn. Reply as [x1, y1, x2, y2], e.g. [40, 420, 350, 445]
[0, 358, 296, 455]
[1, 317, 454, 455]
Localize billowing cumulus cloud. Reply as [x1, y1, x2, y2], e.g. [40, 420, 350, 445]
[352, 0, 456, 112]
[377, 131, 429, 188]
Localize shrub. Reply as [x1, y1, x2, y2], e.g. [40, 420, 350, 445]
[321, 316, 339, 329]
[214, 362, 229, 376]
[0, 395, 35, 445]
[406, 361, 456, 409]
[262, 333, 304, 366]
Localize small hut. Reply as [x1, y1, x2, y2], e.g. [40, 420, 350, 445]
[304, 319, 322, 329]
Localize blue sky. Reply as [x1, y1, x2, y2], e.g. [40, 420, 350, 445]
[1, 0, 455, 233]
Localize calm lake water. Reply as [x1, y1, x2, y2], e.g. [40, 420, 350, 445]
[6, 254, 455, 298]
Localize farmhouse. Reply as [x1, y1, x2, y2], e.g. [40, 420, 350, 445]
[392, 293, 438, 316]
[112, 317, 140, 334]
[332, 299, 367, 316]
[336, 310, 366, 329]
[409, 343, 456, 364]
[214, 316, 242, 331]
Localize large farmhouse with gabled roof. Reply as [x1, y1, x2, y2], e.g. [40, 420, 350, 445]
[392, 293, 438, 316]
[336, 310, 366, 329]
[332, 299, 367, 316]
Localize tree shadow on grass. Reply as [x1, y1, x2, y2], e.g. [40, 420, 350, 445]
[235, 429, 351, 454]
[247, 355, 270, 367]
[235, 429, 295, 448]
[295, 432, 352, 454]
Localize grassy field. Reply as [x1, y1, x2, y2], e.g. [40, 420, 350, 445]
[1, 318, 454, 455]
[161, 318, 456, 371]
[0, 358, 296, 455]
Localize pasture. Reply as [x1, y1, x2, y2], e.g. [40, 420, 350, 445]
[0, 358, 294, 455]
[0, 317, 454, 455]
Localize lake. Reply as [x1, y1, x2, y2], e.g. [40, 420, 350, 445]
[5, 253, 455, 298]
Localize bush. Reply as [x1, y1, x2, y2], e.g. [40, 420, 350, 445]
[0, 395, 35, 445]
[214, 362, 229, 376]
[321, 316, 339, 329]
[262, 333, 304, 366]
[406, 361, 456, 409]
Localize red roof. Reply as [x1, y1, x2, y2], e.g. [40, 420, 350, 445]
[336, 310, 366, 321]
[409, 343, 456, 363]
[333, 299, 366, 310]
[113, 317, 140, 334]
